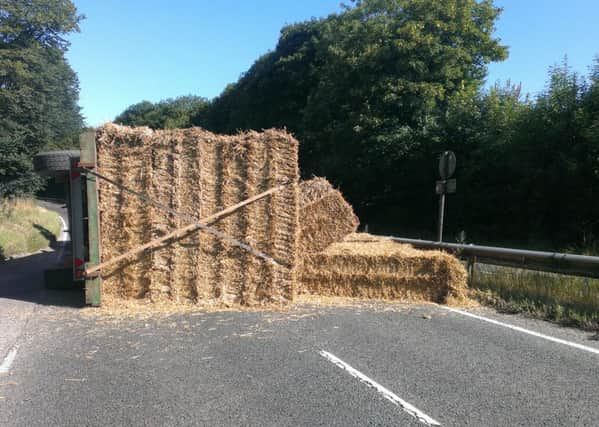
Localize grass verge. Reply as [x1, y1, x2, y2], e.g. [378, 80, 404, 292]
[0, 198, 62, 259]
[470, 264, 599, 332]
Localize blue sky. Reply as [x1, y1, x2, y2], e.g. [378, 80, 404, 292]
[66, 0, 599, 126]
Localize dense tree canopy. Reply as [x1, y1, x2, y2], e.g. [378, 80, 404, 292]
[435, 60, 599, 250]
[115, 0, 599, 251]
[115, 96, 209, 129]
[0, 0, 83, 197]
[194, 0, 512, 238]
[198, 0, 507, 211]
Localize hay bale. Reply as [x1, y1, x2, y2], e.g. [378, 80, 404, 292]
[96, 124, 299, 306]
[301, 233, 468, 303]
[299, 178, 359, 254]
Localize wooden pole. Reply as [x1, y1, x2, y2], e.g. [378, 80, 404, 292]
[84, 183, 287, 278]
[80, 131, 102, 306]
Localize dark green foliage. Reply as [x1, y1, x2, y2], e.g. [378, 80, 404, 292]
[116, 0, 599, 251]
[197, 0, 507, 217]
[0, 0, 84, 197]
[446, 60, 599, 250]
[115, 96, 209, 129]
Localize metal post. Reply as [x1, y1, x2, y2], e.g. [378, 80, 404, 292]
[80, 131, 101, 307]
[69, 158, 85, 281]
[437, 193, 445, 242]
[436, 150, 456, 243]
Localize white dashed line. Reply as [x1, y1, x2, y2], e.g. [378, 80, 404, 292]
[440, 307, 599, 356]
[0, 345, 18, 374]
[319, 350, 441, 426]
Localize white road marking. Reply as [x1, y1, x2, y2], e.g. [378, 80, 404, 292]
[0, 346, 18, 374]
[441, 307, 599, 356]
[319, 350, 441, 426]
[58, 215, 69, 242]
[54, 215, 69, 262]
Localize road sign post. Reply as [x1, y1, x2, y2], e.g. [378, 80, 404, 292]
[437, 192, 446, 242]
[436, 151, 456, 242]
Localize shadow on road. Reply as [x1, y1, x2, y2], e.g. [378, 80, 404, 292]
[0, 249, 84, 309]
[33, 223, 58, 249]
[0, 198, 86, 308]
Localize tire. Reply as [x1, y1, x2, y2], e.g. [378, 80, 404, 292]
[33, 150, 81, 175]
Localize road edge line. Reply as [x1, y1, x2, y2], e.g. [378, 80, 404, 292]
[440, 307, 599, 355]
[55, 214, 69, 262]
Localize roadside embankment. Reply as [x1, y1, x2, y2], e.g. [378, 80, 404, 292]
[0, 198, 61, 260]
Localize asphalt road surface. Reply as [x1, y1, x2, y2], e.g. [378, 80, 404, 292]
[0, 200, 71, 370]
[1, 204, 598, 426]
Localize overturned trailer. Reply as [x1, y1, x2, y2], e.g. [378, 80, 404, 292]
[36, 125, 301, 307]
[33, 145, 88, 290]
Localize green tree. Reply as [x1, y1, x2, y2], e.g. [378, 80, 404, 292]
[449, 60, 599, 250]
[112, 0, 599, 250]
[197, 0, 507, 220]
[0, 0, 83, 197]
[440, 81, 528, 242]
[584, 57, 599, 180]
[115, 96, 209, 129]
[510, 60, 599, 248]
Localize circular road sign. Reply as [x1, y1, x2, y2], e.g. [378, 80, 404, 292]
[439, 151, 456, 180]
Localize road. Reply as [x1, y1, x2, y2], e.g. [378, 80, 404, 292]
[0, 200, 74, 372]
[1, 205, 599, 426]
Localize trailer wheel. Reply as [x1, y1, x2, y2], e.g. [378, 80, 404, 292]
[33, 150, 81, 175]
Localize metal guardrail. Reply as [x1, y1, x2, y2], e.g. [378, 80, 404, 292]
[387, 237, 599, 279]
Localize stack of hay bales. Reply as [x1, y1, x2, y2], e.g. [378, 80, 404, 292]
[301, 234, 468, 303]
[94, 124, 467, 309]
[298, 178, 359, 254]
[297, 179, 468, 303]
[96, 124, 299, 306]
